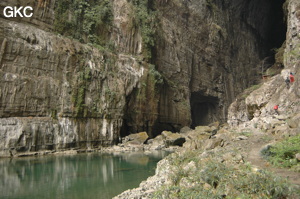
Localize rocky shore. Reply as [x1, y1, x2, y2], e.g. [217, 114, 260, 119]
[113, 114, 300, 198]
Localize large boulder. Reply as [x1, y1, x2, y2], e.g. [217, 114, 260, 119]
[182, 130, 210, 150]
[146, 135, 166, 150]
[124, 132, 149, 146]
[161, 131, 186, 147]
[180, 126, 192, 134]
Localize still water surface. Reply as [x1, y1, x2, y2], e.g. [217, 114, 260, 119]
[0, 151, 169, 199]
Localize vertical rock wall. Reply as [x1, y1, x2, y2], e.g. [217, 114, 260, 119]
[285, 0, 300, 68]
[150, 0, 283, 131]
[0, 0, 146, 156]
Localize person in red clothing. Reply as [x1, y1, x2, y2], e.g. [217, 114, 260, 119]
[289, 72, 295, 83]
[274, 105, 279, 115]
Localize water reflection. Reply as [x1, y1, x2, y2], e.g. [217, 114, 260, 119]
[0, 151, 169, 199]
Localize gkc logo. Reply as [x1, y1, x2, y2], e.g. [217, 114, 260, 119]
[3, 6, 33, 18]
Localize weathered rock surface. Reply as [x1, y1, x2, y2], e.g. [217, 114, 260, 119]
[0, 1, 145, 155]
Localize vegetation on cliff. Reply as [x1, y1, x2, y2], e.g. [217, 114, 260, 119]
[130, 0, 157, 60]
[54, 0, 113, 46]
[71, 63, 91, 117]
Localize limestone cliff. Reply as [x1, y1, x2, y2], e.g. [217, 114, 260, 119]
[0, 0, 146, 156]
[0, 0, 290, 156]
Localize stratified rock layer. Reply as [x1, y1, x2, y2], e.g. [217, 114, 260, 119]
[0, 0, 147, 156]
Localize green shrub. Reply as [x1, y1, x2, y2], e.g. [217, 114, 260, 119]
[131, 0, 157, 60]
[54, 0, 113, 46]
[153, 150, 298, 199]
[264, 135, 300, 170]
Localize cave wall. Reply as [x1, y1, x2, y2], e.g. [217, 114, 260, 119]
[152, 0, 287, 129]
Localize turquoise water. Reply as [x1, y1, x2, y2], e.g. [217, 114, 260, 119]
[0, 151, 169, 199]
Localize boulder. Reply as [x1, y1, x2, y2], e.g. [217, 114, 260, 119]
[202, 138, 224, 150]
[182, 130, 209, 150]
[271, 125, 290, 135]
[125, 132, 149, 145]
[180, 126, 192, 134]
[146, 135, 166, 150]
[161, 131, 186, 147]
[195, 126, 213, 134]
[287, 119, 298, 128]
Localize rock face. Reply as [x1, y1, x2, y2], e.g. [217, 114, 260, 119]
[0, 0, 145, 156]
[0, 0, 289, 155]
[152, 0, 286, 131]
[227, 0, 300, 128]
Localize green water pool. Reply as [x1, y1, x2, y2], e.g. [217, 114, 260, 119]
[0, 151, 169, 199]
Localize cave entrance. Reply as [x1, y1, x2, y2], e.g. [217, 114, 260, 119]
[267, 0, 287, 49]
[262, 0, 287, 71]
[190, 92, 218, 128]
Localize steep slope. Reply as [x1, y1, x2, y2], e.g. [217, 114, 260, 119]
[228, 0, 300, 128]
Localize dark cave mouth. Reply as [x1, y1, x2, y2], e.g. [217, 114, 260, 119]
[268, 0, 287, 48]
[262, 0, 287, 70]
[190, 92, 219, 129]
